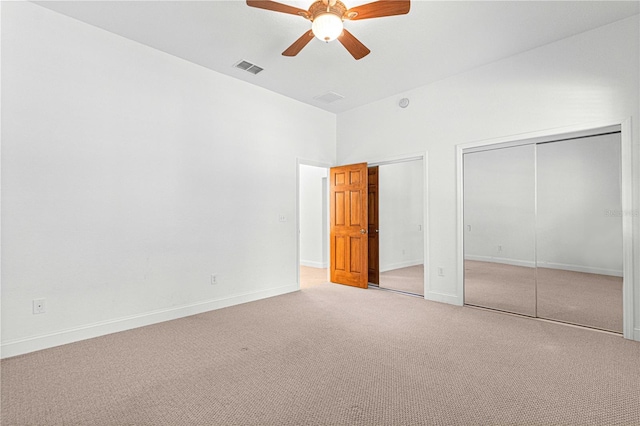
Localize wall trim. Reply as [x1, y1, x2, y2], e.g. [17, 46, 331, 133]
[380, 260, 423, 273]
[465, 255, 623, 277]
[425, 290, 463, 306]
[536, 262, 623, 278]
[456, 118, 637, 341]
[1, 284, 298, 359]
[300, 260, 328, 269]
[619, 118, 636, 340]
[464, 255, 535, 268]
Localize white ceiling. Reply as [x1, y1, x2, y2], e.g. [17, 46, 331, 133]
[34, 0, 640, 113]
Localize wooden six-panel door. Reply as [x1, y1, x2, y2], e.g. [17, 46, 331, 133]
[330, 163, 369, 288]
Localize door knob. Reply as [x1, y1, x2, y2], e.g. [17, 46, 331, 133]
[360, 229, 367, 234]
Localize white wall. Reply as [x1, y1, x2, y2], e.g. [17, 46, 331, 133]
[379, 160, 424, 271]
[299, 165, 327, 268]
[336, 15, 640, 337]
[1, 2, 336, 357]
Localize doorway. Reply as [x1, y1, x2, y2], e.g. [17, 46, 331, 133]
[462, 130, 624, 333]
[326, 156, 426, 296]
[298, 162, 329, 289]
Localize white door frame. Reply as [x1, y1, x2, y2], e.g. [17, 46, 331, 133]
[456, 118, 636, 340]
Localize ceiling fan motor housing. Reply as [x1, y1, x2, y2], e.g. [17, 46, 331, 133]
[309, 0, 348, 21]
[309, 0, 347, 41]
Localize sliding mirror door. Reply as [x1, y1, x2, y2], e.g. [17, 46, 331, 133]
[378, 160, 425, 295]
[463, 131, 623, 333]
[536, 134, 623, 332]
[463, 145, 536, 316]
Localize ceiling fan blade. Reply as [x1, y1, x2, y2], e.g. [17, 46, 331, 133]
[337, 29, 370, 60]
[282, 30, 315, 56]
[345, 0, 410, 21]
[246, 0, 310, 18]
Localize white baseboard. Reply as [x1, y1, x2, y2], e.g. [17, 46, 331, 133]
[380, 259, 423, 273]
[464, 256, 623, 277]
[425, 290, 463, 306]
[464, 255, 535, 268]
[300, 260, 327, 269]
[536, 261, 623, 277]
[1, 284, 299, 359]
[634, 327, 640, 342]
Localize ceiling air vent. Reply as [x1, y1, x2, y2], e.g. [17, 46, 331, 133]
[233, 60, 264, 75]
[314, 91, 345, 104]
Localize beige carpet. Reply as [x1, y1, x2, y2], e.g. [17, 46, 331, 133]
[3, 277, 640, 425]
[379, 265, 424, 296]
[301, 265, 425, 296]
[464, 261, 537, 317]
[464, 261, 623, 333]
[536, 267, 623, 333]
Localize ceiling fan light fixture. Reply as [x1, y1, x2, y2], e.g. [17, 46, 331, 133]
[246, 0, 411, 59]
[311, 13, 343, 42]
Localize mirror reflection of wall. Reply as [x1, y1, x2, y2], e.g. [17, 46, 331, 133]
[378, 159, 424, 295]
[463, 131, 623, 333]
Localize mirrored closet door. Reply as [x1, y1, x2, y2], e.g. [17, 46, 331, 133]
[463, 132, 623, 333]
[536, 134, 623, 332]
[463, 144, 536, 316]
[378, 160, 425, 296]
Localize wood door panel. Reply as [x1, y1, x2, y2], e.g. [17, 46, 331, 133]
[334, 235, 346, 271]
[350, 191, 361, 226]
[368, 239, 378, 271]
[368, 192, 376, 224]
[350, 236, 362, 273]
[330, 163, 368, 288]
[368, 166, 379, 284]
[334, 192, 346, 226]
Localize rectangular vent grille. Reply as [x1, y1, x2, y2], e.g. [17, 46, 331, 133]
[314, 91, 345, 104]
[234, 60, 264, 75]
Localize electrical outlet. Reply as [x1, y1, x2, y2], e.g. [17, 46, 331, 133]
[498, 245, 503, 252]
[437, 267, 445, 277]
[278, 214, 287, 222]
[211, 274, 218, 285]
[32, 299, 46, 314]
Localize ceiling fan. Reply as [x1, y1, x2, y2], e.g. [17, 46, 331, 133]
[246, 0, 410, 60]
